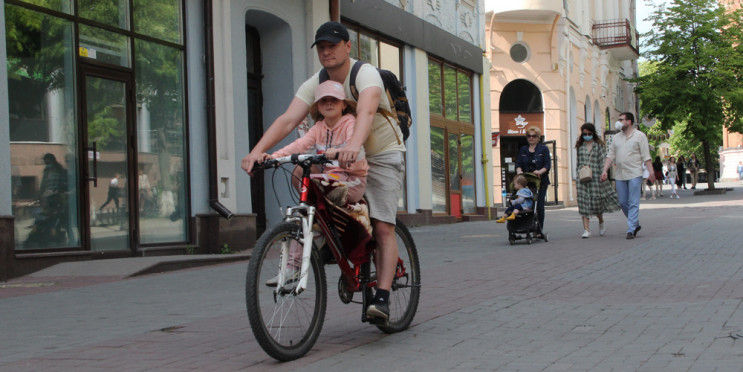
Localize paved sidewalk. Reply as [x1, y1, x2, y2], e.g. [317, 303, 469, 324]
[2, 182, 742, 371]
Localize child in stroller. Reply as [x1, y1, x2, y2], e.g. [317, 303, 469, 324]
[496, 174, 533, 223]
[500, 173, 548, 245]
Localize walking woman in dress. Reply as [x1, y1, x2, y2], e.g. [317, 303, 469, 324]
[575, 123, 621, 238]
[666, 156, 680, 199]
[652, 156, 664, 197]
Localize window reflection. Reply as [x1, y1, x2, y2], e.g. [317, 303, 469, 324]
[7, 5, 80, 249]
[444, 66, 457, 120]
[428, 61, 442, 116]
[135, 39, 188, 243]
[461, 134, 476, 214]
[430, 127, 446, 213]
[133, 0, 183, 44]
[79, 0, 130, 30]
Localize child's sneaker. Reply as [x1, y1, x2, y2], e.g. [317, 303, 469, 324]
[496, 216, 506, 223]
[506, 212, 517, 220]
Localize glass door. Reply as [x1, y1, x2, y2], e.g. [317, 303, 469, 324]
[82, 69, 134, 252]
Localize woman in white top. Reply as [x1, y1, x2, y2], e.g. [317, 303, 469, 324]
[666, 156, 680, 199]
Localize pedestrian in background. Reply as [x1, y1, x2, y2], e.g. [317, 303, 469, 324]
[642, 163, 655, 200]
[677, 155, 687, 189]
[737, 161, 743, 183]
[688, 153, 700, 189]
[601, 112, 655, 240]
[666, 156, 680, 199]
[575, 123, 620, 238]
[652, 156, 664, 197]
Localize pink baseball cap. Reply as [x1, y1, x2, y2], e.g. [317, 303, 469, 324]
[314, 81, 346, 102]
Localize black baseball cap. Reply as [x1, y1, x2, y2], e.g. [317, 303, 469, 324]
[311, 21, 350, 48]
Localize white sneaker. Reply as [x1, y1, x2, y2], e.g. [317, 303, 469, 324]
[676, 194, 680, 199]
[669, 195, 673, 199]
[581, 230, 591, 239]
[599, 223, 606, 236]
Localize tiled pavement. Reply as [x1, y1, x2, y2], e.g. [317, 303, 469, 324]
[2, 182, 743, 371]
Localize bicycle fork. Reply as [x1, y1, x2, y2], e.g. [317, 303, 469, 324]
[279, 203, 316, 295]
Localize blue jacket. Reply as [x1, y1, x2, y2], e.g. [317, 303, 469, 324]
[516, 143, 551, 187]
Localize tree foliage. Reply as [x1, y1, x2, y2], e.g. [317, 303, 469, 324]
[634, 0, 743, 189]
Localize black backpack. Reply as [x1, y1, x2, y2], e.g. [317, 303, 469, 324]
[319, 60, 411, 142]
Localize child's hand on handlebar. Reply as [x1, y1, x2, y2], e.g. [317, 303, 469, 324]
[324, 148, 340, 160]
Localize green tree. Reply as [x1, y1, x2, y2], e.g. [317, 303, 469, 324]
[635, 0, 743, 190]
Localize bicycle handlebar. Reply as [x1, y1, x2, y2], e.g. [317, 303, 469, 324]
[254, 154, 333, 170]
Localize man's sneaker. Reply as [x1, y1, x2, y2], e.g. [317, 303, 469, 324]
[265, 269, 300, 287]
[633, 225, 642, 237]
[366, 302, 390, 325]
[626, 232, 635, 240]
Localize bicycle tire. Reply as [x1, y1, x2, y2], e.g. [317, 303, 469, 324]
[245, 221, 327, 361]
[376, 218, 421, 333]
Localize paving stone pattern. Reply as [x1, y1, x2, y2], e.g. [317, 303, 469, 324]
[2, 184, 743, 371]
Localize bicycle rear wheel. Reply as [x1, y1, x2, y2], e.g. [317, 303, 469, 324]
[245, 221, 327, 361]
[376, 219, 421, 333]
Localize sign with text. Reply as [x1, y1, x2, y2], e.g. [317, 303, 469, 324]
[499, 113, 544, 136]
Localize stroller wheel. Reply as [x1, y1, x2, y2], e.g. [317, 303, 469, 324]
[526, 234, 532, 244]
[542, 233, 549, 242]
[509, 236, 515, 245]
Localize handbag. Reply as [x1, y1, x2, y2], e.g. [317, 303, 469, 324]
[579, 165, 592, 182]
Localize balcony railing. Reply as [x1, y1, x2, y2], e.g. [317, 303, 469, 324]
[592, 19, 639, 60]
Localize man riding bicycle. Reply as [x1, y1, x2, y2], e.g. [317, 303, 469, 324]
[241, 21, 406, 324]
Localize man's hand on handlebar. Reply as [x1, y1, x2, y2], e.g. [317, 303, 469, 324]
[241, 151, 272, 176]
[334, 144, 361, 168]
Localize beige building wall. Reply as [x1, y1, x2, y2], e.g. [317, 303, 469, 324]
[485, 0, 639, 207]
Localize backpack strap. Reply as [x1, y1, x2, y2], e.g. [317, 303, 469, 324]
[319, 67, 330, 84]
[348, 60, 364, 101]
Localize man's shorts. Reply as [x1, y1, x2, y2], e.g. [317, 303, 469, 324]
[365, 151, 405, 225]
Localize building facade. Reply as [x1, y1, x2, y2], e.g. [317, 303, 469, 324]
[1, 0, 492, 280]
[719, 0, 743, 180]
[485, 0, 640, 206]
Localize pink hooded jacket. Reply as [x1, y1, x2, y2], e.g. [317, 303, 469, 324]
[272, 114, 369, 178]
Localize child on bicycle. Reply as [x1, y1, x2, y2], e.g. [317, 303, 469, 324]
[266, 80, 368, 204]
[263, 81, 369, 287]
[496, 174, 534, 223]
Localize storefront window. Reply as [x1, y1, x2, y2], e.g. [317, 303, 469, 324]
[457, 71, 472, 123]
[428, 57, 476, 216]
[79, 23, 131, 68]
[133, 0, 183, 44]
[135, 39, 188, 243]
[430, 127, 446, 213]
[14, 0, 72, 14]
[79, 0, 130, 30]
[461, 134, 476, 214]
[443, 65, 457, 120]
[428, 60, 442, 116]
[7, 4, 80, 250]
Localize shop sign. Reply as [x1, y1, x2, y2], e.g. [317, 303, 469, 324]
[499, 113, 544, 135]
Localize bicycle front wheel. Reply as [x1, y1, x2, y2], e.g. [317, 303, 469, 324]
[377, 219, 421, 333]
[245, 221, 327, 361]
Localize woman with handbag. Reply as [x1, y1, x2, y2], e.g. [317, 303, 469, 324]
[575, 123, 621, 238]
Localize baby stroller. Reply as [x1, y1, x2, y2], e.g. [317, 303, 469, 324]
[506, 172, 548, 245]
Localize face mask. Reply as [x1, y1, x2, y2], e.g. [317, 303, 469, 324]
[614, 121, 624, 130]
[583, 135, 593, 141]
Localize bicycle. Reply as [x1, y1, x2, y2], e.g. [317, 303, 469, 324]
[245, 154, 421, 361]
